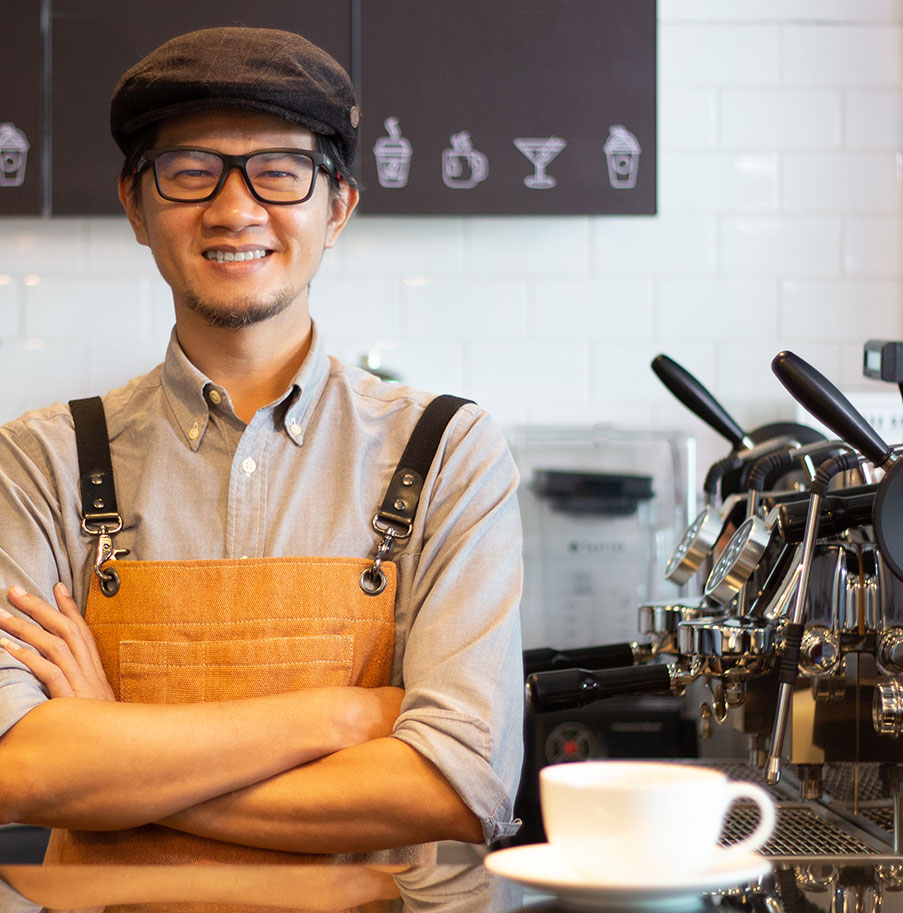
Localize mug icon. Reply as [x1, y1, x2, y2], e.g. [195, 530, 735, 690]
[442, 131, 488, 189]
[0, 123, 30, 188]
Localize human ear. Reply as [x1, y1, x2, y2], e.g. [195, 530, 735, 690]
[117, 177, 150, 247]
[324, 183, 359, 249]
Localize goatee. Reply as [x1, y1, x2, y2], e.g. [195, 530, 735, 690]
[183, 289, 296, 329]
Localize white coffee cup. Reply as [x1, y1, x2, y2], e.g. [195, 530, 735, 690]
[540, 760, 775, 881]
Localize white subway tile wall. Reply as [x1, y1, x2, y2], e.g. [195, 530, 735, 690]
[1, 2, 902, 484]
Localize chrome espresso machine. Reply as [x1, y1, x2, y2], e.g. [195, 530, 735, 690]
[524, 342, 903, 883]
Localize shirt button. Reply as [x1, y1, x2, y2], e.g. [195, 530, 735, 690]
[289, 422, 302, 436]
[188, 424, 200, 441]
[208, 389, 222, 405]
[241, 457, 257, 475]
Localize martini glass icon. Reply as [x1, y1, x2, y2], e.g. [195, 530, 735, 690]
[514, 136, 567, 189]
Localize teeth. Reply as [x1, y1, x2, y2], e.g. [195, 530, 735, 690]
[204, 249, 268, 262]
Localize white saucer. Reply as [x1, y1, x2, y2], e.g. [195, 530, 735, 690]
[484, 843, 771, 911]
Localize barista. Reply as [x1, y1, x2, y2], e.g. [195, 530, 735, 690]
[0, 27, 524, 862]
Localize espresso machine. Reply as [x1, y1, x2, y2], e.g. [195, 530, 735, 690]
[523, 343, 903, 877]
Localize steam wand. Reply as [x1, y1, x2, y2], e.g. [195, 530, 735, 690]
[764, 450, 864, 783]
[765, 349, 878, 782]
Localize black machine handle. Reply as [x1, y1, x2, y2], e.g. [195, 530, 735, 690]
[776, 485, 877, 543]
[651, 354, 748, 447]
[523, 643, 637, 675]
[525, 664, 672, 713]
[771, 351, 893, 468]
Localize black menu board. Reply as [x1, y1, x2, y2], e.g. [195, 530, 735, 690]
[49, 1, 351, 215]
[358, 0, 656, 215]
[43, 0, 655, 215]
[0, 0, 44, 215]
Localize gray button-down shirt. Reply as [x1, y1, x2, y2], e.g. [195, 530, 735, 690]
[0, 325, 524, 842]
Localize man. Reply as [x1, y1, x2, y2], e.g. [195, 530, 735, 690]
[0, 27, 523, 862]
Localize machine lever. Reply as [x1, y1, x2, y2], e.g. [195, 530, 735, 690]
[523, 642, 641, 675]
[652, 354, 753, 449]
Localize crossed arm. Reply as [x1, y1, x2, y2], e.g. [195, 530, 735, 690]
[0, 585, 482, 852]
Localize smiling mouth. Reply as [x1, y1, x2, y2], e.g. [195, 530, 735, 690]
[203, 249, 270, 263]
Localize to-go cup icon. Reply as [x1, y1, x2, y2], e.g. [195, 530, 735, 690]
[603, 125, 641, 190]
[373, 117, 412, 188]
[0, 123, 29, 188]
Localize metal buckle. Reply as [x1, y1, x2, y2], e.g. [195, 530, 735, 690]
[81, 514, 123, 536]
[371, 513, 412, 540]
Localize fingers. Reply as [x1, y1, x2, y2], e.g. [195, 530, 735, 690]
[52, 583, 111, 692]
[0, 634, 75, 698]
[1, 585, 114, 701]
[0, 590, 92, 697]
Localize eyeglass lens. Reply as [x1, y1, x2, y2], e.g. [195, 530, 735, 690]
[154, 150, 317, 203]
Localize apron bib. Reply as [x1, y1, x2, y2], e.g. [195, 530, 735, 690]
[43, 555, 413, 865]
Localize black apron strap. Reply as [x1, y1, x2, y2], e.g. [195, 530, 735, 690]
[362, 394, 473, 596]
[69, 396, 120, 531]
[374, 394, 474, 537]
[70, 391, 473, 598]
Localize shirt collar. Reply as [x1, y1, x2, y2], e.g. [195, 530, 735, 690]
[160, 322, 331, 452]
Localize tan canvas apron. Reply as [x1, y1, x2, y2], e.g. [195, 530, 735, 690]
[43, 555, 407, 864]
[43, 393, 469, 865]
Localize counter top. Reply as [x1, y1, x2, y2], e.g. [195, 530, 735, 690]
[4, 856, 903, 913]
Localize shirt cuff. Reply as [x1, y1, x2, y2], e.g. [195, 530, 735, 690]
[393, 709, 523, 844]
[0, 670, 48, 738]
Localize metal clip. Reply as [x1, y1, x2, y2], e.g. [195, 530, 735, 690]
[83, 517, 129, 598]
[360, 528, 397, 596]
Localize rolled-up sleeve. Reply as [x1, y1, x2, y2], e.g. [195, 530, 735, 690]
[0, 655, 47, 739]
[0, 413, 77, 738]
[0, 876, 43, 913]
[391, 406, 524, 843]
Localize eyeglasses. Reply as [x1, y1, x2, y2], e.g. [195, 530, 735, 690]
[138, 146, 338, 204]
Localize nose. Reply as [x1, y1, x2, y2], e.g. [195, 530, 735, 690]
[201, 167, 268, 229]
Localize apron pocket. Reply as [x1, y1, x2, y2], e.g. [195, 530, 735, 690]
[119, 635, 354, 703]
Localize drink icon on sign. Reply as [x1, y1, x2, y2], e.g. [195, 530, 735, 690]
[0, 123, 30, 188]
[442, 132, 488, 189]
[603, 125, 641, 189]
[373, 117, 412, 188]
[514, 136, 566, 189]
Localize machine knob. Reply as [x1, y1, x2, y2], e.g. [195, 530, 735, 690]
[873, 679, 903, 737]
[879, 628, 903, 675]
[799, 625, 840, 676]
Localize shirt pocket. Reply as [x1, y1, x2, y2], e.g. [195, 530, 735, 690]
[118, 635, 354, 703]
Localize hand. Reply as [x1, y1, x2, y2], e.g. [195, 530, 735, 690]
[0, 584, 115, 701]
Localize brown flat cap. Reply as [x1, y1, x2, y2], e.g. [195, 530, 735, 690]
[110, 27, 360, 163]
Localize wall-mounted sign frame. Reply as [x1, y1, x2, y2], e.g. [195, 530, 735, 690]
[7, 0, 655, 216]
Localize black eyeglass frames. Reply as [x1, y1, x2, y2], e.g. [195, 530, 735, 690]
[138, 146, 338, 204]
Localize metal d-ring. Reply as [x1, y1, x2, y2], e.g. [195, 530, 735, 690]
[98, 567, 121, 597]
[360, 529, 397, 596]
[359, 565, 387, 596]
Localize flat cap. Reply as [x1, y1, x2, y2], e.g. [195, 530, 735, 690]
[110, 27, 360, 163]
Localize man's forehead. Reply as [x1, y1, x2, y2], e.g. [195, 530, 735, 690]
[153, 109, 316, 147]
